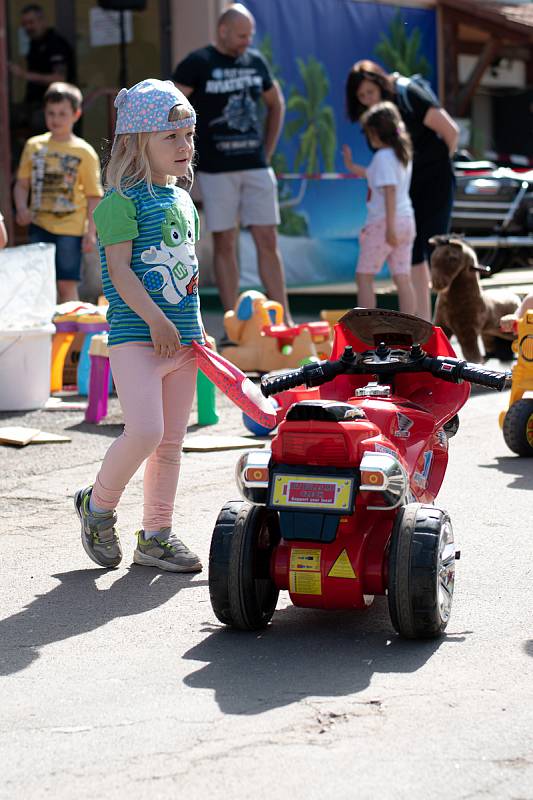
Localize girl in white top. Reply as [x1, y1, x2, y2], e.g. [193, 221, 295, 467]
[343, 101, 416, 314]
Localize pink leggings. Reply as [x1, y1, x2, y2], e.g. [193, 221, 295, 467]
[91, 343, 197, 530]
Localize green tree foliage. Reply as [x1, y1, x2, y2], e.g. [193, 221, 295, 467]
[285, 56, 337, 174]
[258, 34, 284, 88]
[271, 152, 309, 237]
[375, 11, 431, 77]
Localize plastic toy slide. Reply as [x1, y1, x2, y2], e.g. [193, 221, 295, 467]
[192, 341, 277, 428]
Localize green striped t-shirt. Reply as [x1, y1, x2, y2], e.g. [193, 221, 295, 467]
[94, 182, 204, 347]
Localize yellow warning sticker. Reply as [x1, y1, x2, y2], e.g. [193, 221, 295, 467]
[328, 549, 357, 579]
[290, 548, 321, 571]
[289, 570, 322, 595]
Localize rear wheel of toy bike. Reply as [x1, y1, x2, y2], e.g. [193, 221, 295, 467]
[388, 503, 456, 639]
[502, 399, 533, 456]
[209, 501, 280, 630]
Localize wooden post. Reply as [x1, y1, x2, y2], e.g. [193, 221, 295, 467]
[457, 37, 501, 117]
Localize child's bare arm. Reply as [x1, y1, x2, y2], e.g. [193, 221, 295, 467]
[342, 145, 367, 178]
[517, 294, 533, 318]
[13, 179, 32, 226]
[83, 196, 101, 252]
[383, 185, 397, 246]
[0, 216, 7, 248]
[500, 293, 533, 332]
[106, 240, 181, 357]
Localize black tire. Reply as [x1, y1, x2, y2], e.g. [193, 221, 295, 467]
[209, 501, 243, 625]
[388, 504, 456, 639]
[443, 413, 460, 439]
[209, 501, 280, 630]
[502, 399, 533, 456]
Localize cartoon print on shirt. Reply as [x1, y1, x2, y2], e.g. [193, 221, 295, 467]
[31, 147, 81, 214]
[141, 204, 199, 306]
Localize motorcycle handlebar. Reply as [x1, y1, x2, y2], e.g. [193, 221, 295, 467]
[260, 359, 347, 397]
[260, 367, 306, 397]
[260, 349, 512, 397]
[427, 357, 511, 391]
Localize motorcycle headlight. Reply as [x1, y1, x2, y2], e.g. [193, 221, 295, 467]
[235, 449, 271, 505]
[359, 451, 408, 510]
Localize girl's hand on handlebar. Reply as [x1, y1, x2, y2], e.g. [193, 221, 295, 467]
[149, 314, 181, 358]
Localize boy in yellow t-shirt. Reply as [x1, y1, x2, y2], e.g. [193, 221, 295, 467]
[14, 82, 103, 302]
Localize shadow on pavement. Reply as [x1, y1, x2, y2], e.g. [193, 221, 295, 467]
[478, 456, 533, 489]
[67, 421, 124, 437]
[0, 566, 207, 676]
[183, 598, 466, 715]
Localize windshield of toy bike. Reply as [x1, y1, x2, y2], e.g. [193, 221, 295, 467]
[325, 308, 470, 425]
[337, 308, 434, 348]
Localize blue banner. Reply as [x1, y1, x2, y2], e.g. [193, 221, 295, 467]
[240, 0, 437, 287]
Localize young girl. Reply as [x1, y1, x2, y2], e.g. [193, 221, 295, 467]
[75, 78, 208, 573]
[342, 101, 417, 315]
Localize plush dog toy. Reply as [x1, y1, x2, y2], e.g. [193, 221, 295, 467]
[429, 234, 520, 363]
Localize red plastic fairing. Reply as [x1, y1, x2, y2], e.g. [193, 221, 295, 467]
[323, 323, 470, 429]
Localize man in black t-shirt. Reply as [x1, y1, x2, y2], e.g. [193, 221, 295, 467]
[173, 3, 293, 325]
[9, 4, 76, 135]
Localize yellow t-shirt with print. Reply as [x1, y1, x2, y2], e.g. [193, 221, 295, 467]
[17, 133, 103, 236]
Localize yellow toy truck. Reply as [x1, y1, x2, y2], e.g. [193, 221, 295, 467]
[499, 309, 533, 456]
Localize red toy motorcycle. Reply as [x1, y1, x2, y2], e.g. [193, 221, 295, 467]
[209, 309, 510, 639]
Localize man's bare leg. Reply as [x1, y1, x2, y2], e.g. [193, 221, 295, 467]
[212, 228, 240, 312]
[411, 260, 432, 321]
[249, 224, 293, 325]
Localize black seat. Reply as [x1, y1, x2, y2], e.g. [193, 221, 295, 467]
[286, 400, 366, 422]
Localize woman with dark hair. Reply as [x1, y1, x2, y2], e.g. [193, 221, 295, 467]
[344, 59, 459, 320]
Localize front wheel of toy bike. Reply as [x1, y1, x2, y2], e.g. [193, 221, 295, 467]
[388, 504, 455, 639]
[209, 501, 280, 630]
[502, 399, 533, 456]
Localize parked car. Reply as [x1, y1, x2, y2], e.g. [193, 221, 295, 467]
[451, 154, 533, 274]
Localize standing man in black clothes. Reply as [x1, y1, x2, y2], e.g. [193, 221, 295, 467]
[173, 3, 293, 325]
[9, 4, 76, 136]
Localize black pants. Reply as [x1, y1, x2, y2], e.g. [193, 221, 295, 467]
[410, 159, 455, 264]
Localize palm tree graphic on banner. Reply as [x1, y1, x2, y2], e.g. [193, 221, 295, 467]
[375, 10, 431, 77]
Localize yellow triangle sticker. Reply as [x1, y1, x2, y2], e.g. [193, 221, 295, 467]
[328, 549, 357, 579]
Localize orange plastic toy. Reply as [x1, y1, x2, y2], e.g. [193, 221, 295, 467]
[221, 290, 332, 373]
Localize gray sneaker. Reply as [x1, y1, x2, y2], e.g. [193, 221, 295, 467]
[74, 486, 122, 568]
[133, 528, 202, 573]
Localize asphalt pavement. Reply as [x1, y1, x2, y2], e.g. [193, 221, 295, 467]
[1, 302, 532, 799]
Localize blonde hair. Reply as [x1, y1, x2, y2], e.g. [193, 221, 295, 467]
[103, 129, 194, 197]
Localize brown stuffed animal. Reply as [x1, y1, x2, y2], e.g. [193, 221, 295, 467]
[429, 235, 520, 363]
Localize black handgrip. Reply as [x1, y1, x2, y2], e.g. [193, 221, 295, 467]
[261, 357, 349, 397]
[261, 367, 306, 397]
[458, 363, 511, 391]
[426, 356, 511, 391]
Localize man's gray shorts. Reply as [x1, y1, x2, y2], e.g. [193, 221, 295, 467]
[196, 168, 281, 232]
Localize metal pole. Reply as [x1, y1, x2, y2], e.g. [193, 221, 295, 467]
[119, 10, 127, 87]
[0, 0, 14, 242]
